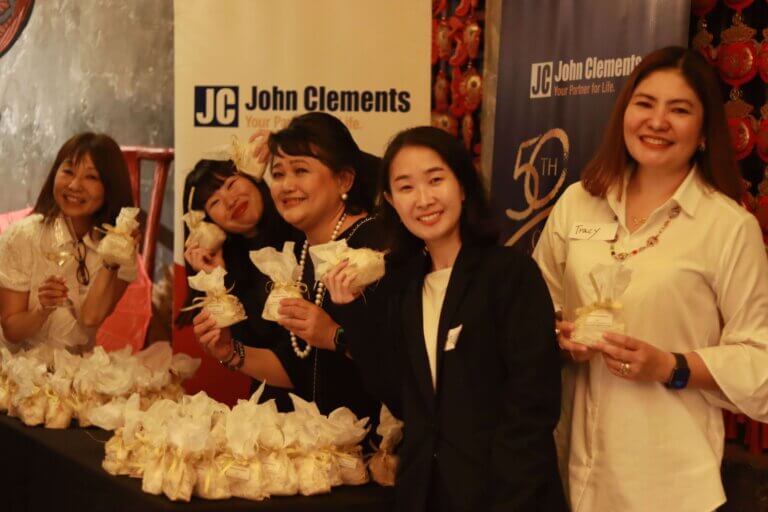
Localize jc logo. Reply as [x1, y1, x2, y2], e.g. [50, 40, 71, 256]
[194, 86, 239, 127]
[530, 62, 553, 99]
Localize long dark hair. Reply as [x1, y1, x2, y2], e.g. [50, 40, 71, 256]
[581, 46, 742, 201]
[33, 132, 134, 228]
[182, 159, 287, 246]
[267, 112, 380, 214]
[176, 159, 293, 327]
[378, 126, 498, 263]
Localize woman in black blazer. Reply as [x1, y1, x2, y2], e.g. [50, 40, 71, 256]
[324, 127, 567, 512]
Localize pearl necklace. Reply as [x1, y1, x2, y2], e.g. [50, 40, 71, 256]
[290, 212, 348, 359]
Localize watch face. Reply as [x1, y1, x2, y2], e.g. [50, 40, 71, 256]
[670, 368, 691, 389]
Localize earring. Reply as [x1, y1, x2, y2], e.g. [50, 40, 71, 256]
[341, 192, 348, 201]
[698, 140, 706, 152]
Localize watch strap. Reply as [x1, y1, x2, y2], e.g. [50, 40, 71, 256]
[665, 352, 690, 389]
[333, 327, 347, 354]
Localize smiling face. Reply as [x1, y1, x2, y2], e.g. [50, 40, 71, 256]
[52, 153, 105, 223]
[623, 68, 704, 176]
[204, 174, 264, 236]
[386, 145, 464, 251]
[269, 152, 352, 234]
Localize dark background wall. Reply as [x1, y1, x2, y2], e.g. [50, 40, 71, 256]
[0, 0, 175, 274]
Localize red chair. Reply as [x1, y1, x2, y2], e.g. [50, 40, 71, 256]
[120, 146, 174, 281]
[96, 255, 152, 353]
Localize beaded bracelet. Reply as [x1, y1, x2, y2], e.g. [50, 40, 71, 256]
[222, 339, 246, 371]
[218, 341, 238, 367]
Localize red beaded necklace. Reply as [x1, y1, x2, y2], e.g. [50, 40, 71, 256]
[609, 205, 681, 262]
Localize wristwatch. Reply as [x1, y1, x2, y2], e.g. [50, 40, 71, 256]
[664, 352, 690, 389]
[333, 327, 348, 354]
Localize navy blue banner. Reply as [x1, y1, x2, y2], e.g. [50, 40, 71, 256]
[490, 0, 690, 251]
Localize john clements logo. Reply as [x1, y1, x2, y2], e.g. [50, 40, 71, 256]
[195, 86, 239, 127]
[530, 62, 553, 99]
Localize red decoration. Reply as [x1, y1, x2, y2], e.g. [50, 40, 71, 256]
[448, 16, 468, 67]
[430, 0, 484, 178]
[758, 29, 768, 83]
[433, 68, 450, 112]
[0, 0, 35, 59]
[716, 15, 758, 87]
[725, 95, 757, 160]
[460, 66, 482, 113]
[432, 0, 447, 16]
[450, 66, 466, 118]
[756, 102, 768, 163]
[691, 0, 717, 17]
[727, 116, 757, 160]
[431, 111, 458, 137]
[724, 0, 755, 12]
[463, 18, 482, 60]
[435, 18, 452, 62]
[461, 113, 473, 150]
[454, 0, 479, 17]
[693, 18, 716, 64]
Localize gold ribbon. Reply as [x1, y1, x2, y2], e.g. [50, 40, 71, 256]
[44, 386, 61, 407]
[574, 270, 624, 318]
[574, 300, 624, 318]
[265, 280, 308, 295]
[96, 223, 135, 242]
[167, 447, 183, 479]
[180, 284, 241, 313]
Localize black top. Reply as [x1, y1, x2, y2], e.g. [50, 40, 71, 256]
[223, 233, 291, 347]
[269, 216, 384, 424]
[222, 231, 298, 409]
[336, 245, 567, 512]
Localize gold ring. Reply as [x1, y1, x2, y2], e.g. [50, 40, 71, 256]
[619, 362, 631, 376]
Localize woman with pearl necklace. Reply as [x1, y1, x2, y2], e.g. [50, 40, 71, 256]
[192, 112, 382, 422]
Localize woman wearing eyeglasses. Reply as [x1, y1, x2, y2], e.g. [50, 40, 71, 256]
[0, 132, 136, 353]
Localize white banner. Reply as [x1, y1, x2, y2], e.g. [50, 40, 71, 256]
[173, 0, 431, 263]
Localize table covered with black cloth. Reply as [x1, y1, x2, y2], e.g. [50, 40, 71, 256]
[0, 414, 394, 512]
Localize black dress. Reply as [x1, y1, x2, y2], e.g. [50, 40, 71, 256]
[269, 216, 383, 423]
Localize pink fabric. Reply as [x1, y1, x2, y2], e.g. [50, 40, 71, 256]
[0, 207, 33, 234]
[96, 255, 152, 353]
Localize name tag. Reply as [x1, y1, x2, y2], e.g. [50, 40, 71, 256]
[569, 222, 618, 241]
[444, 325, 463, 352]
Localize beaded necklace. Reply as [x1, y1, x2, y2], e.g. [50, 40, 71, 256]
[290, 212, 348, 359]
[609, 205, 681, 262]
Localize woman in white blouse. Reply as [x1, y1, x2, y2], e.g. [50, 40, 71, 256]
[533, 46, 768, 511]
[0, 133, 136, 352]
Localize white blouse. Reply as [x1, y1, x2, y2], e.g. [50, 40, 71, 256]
[533, 170, 768, 512]
[0, 214, 136, 352]
[422, 266, 452, 390]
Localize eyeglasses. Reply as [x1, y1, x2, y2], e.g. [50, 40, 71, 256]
[73, 239, 90, 286]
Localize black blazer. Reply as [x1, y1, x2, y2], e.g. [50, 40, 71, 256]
[339, 245, 567, 512]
